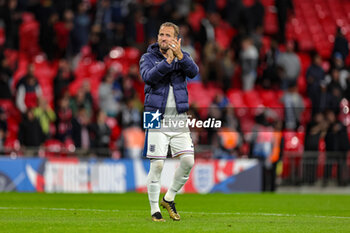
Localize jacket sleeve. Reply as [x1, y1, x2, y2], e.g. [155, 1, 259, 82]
[139, 54, 173, 85]
[178, 52, 199, 79]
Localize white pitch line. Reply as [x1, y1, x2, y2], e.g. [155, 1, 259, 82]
[181, 211, 350, 219]
[0, 207, 349, 220]
[0, 207, 119, 213]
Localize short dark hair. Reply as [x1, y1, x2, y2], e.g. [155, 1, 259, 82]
[159, 22, 179, 38]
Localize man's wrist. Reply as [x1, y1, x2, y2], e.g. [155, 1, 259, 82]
[177, 52, 183, 60]
[166, 58, 173, 64]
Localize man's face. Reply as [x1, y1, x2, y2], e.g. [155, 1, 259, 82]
[158, 26, 176, 51]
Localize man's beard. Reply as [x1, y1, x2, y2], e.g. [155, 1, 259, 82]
[160, 44, 168, 53]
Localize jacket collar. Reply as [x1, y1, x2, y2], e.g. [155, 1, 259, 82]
[147, 43, 166, 59]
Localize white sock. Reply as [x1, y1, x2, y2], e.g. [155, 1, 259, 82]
[164, 154, 194, 202]
[147, 159, 164, 215]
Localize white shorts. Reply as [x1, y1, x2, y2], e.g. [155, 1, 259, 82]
[143, 129, 194, 159]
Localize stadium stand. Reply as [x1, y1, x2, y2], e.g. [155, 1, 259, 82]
[0, 0, 350, 186]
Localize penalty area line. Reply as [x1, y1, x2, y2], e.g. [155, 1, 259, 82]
[0, 206, 349, 219]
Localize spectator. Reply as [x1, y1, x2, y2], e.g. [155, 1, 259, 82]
[324, 109, 349, 150]
[251, 26, 264, 54]
[122, 125, 144, 159]
[226, 0, 244, 29]
[275, 0, 293, 43]
[324, 110, 349, 185]
[89, 24, 110, 61]
[304, 112, 326, 151]
[33, 97, 56, 139]
[54, 9, 74, 58]
[277, 40, 301, 89]
[240, 36, 258, 91]
[71, 107, 91, 149]
[250, 112, 281, 191]
[198, 13, 215, 47]
[94, 0, 115, 46]
[90, 110, 111, 152]
[0, 107, 7, 152]
[250, 0, 265, 30]
[262, 38, 280, 89]
[53, 0, 78, 17]
[204, 45, 233, 88]
[306, 52, 325, 115]
[344, 75, 350, 101]
[208, 93, 230, 120]
[219, 48, 235, 91]
[39, 11, 59, 61]
[144, 6, 161, 42]
[120, 97, 141, 128]
[29, 0, 55, 28]
[207, 94, 230, 144]
[18, 108, 44, 148]
[16, 64, 42, 114]
[0, 0, 21, 49]
[71, 1, 90, 55]
[303, 112, 327, 184]
[122, 70, 142, 102]
[201, 41, 220, 84]
[281, 82, 304, 130]
[0, 52, 13, 99]
[55, 94, 73, 142]
[70, 83, 93, 118]
[179, 24, 196, 61]
[325, 68, 344, 114]
[213, 127, 241, 159]
[332, 27, 349, 63]
[174, 0, 191, 19]
[125, 6, 146, 48]
[98, 68, 122, 117]
[53, 59, 74, 107]
[250, 112, 274, 159]
[113, 22, 127, 47]
[330, 52, 349, 90]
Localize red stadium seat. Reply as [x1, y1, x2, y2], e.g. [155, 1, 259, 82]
[19, 20, 40, 57]
[0, 26, 4, 46]
[299, 97, 312, 126]
[44, 139, 65, 157]
[283, 130, 305, 153]
[215, 21, 236, 50]
[264, 11, 278, 35]
[240, 118, 255, 133]
[63, 138, 76, 153]
[124, 47, 141, 65]
[227, 89, 248, 118]
[188, 4, 206, 32]
[258, 90, 284, 119]
[188, 82, 213, 108]
[0, 100, 21, 140]
[258, 90, 280, 107]
[4, 137, 20, 152]
[243, 90, 264, 117]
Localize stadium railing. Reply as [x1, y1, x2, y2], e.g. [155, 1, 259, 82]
[281, 151, 350, 186]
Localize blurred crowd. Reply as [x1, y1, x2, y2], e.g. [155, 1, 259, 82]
[0, 0, 350, 165]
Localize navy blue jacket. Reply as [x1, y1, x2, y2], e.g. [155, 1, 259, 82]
[139, 43, 199, 114]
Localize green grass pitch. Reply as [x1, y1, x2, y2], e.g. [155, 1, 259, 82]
[0, 193, 349, 232]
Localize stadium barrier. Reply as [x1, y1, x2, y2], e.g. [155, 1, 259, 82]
[0, 157, 262, 193]
[281, 151, 350, 186]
